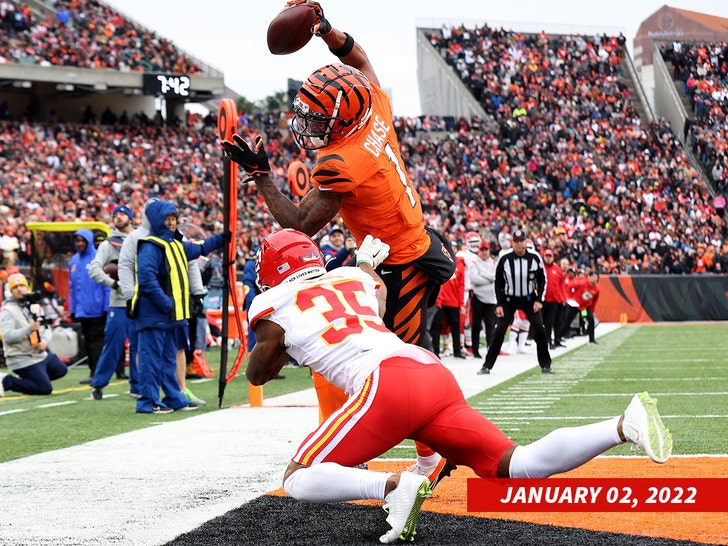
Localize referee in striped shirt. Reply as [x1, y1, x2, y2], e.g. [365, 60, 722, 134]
[478, 229, 553, 374]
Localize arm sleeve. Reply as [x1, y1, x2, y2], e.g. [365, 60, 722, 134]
[536, 260, 547, 302]
[183, 234, 223, 263]
[494, 256, 506, 304]
[118, 235, 138, 300]
[324, 246, 353, 271]
[188, 258, 204, 296]
[88, 242, 116, 288]
[67, 259, 76, 315]
[0, 308, 31, 344]
[591, 289, 600, 310]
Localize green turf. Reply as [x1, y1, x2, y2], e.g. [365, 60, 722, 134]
[382, 324, 728, 459]
[0, 348, 313, 462]
[2, 325, 726, 464]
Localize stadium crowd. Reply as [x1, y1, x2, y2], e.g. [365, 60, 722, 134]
[664, 40, 728, 198]
[0, 0, 201, 74]
[0, 4, 726, 275]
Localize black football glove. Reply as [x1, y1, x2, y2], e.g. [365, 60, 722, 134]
[309, 1, 331, 36]
[221, 134, 270, 177]
[287, 0, 331, 36]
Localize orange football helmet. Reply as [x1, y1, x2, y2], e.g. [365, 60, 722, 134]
[291, 63, 372, 150]
[255, 229, 326, 291]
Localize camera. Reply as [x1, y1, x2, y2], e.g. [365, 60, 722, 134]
[18, 290, 51, 326]
[18, 290, 44, 306]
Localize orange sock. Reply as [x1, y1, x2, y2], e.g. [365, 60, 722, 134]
[415, 441, 436, 457]
[312, 370, 349, 424]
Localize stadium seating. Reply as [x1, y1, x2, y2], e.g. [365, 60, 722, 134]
[0, 3, 725, 275]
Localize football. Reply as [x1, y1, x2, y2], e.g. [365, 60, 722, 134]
[104, 261, 119, 280]
[267, 3, 317, 55]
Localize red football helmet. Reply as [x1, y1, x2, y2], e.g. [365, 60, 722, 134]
[466, 231, 481, 253]
[291, 63, 373, 150]
[255, 229, 326, 291]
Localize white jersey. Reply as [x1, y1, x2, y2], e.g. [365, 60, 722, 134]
[460, 250, 479, 292]
[249, 267, 433, 395]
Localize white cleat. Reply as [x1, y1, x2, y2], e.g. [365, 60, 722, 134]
[622, 391, 673, 463]
[379, 471, 432, 544]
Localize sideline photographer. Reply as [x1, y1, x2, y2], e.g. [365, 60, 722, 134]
[0, 273, 67, 396]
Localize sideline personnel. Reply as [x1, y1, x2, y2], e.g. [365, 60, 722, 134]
[478, 229, 552, 374]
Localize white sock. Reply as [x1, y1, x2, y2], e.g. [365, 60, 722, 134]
[415, 452, 442, 474]
[507, 329, 517, 353]
[283, 462, 392, 502]
[444, 333, 452, 352]
[509, 417, 622, 478]
[517, 331, 528, 352]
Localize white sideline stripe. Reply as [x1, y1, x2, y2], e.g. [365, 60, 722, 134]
[580, 377, 728, 382]
[488, 414, 728, 421]
[0, 408, 26, 416]
[36, 400, 78, 408]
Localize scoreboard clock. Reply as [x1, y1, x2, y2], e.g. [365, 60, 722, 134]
[142, 74, 191, 97]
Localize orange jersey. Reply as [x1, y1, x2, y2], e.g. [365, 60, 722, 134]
[311, 82, 428, 264]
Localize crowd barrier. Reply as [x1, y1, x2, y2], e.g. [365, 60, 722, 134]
[597, 275, 728, 322]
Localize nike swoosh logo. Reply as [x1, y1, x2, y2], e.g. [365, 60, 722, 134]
[380, 270, 392, 275]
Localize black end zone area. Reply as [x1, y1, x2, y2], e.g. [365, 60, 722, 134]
[164, 495, 714, 546]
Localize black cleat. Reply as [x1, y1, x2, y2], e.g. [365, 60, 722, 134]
[430, 460, 457, 491]
[541, 367, 554, 374]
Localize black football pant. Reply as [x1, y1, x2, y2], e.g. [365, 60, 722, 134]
[561, 306, 595, 343]
[471, 297, 496, 357]
[429, 304, 462, 358]
[542, 300, 563, 345]
[483, 300, 551, 370]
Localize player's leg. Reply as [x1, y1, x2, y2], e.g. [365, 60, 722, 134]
[428, 304, 444, 357]
[379, 264, 451, 483]
[381, 264, 431, 347]
[283, 359, 433, 543]
[504, 393, 672, 477]
[470, 297, 485, 358]
[481, 304, 516, 372]
[524, 305, 551, 370]
[283, 461, 430, 544]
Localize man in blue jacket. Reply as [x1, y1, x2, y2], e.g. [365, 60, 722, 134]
[130, 200, 223, 414]
[69, 228, 109, 384]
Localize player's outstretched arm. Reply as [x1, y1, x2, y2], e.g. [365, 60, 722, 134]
[247, 319, 289, 385]
[305, 1, 379, 86]
[221, 133, 346, 235]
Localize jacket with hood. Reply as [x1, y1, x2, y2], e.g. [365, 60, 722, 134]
[133, 200, 223, 331]
[68, 228, 109, 318]
[118, 198, 205, 303]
